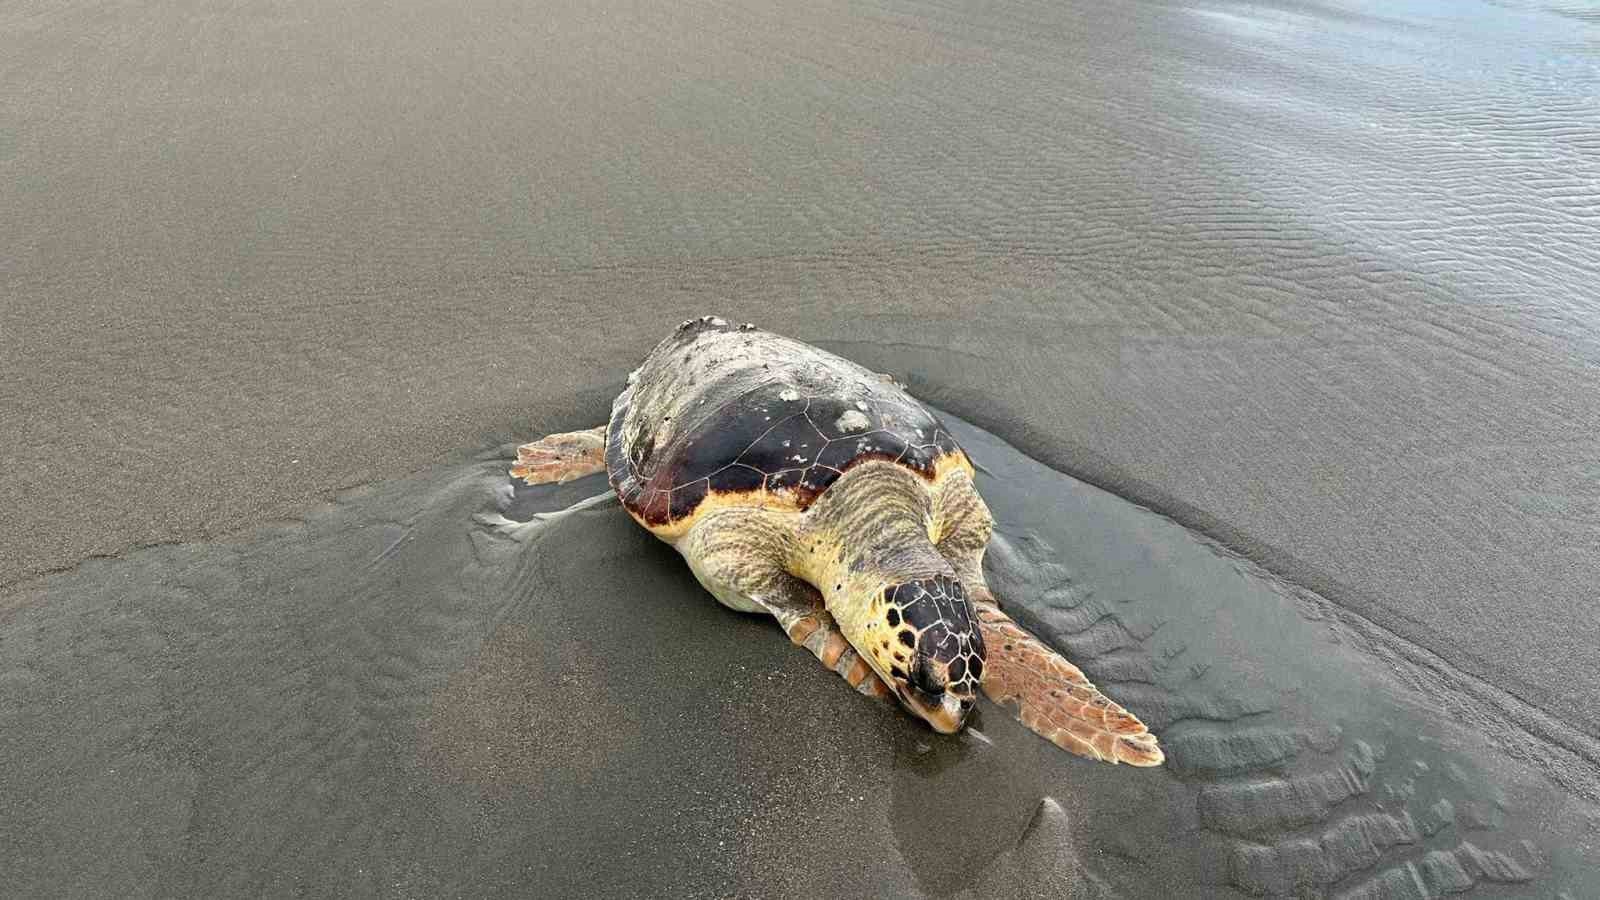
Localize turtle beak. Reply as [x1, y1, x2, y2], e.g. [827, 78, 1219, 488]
[900, 686, 976, 734]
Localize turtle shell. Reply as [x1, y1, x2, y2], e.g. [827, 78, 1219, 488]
[605, 317, 966, 530]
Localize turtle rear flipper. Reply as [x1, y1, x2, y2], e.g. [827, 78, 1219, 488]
[975, 599, 1163, 766]
[511, 426, 608, 485]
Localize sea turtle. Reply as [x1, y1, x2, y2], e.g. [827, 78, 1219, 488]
[512, 316, 1162, 765]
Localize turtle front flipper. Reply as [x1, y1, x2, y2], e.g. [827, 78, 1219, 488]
[974, 596, 1163, 766]
[929, 471, 1161, 764]
[678, 508, 894, 702]
[510, 426, 608, 485]
[767, 587, 895, 702]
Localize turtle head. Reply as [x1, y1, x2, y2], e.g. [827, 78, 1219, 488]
[872, 575, 985, 733]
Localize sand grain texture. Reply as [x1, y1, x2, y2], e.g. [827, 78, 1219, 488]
[5, 0, 1600, 895]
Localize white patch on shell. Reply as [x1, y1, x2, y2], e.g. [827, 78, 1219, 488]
[778, 388, 800, 402]
[834, 409, 871, 433]
[854, 400, 868, 411]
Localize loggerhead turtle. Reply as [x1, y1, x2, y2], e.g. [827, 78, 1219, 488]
[511, 317, 1162, 765]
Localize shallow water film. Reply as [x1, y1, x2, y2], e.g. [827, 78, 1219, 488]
[3, 412, 1595, 898]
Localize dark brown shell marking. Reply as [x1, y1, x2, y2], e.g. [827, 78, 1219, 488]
[605, 317, 965, 528]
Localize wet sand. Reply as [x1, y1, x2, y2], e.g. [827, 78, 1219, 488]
[4, 415, 1596, 896]
[5, 0, 1600, 895]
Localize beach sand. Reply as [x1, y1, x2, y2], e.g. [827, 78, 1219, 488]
[4, 0, 1599, 895]
[6, 416, 1594, 896]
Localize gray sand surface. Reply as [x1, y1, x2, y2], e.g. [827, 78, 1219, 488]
[5, 0, 1600, 895]
[6, 415, 1596, 896]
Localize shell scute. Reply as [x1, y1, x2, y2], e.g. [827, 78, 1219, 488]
[605, 319, 967, 528]
[668, 478, 709, 520]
